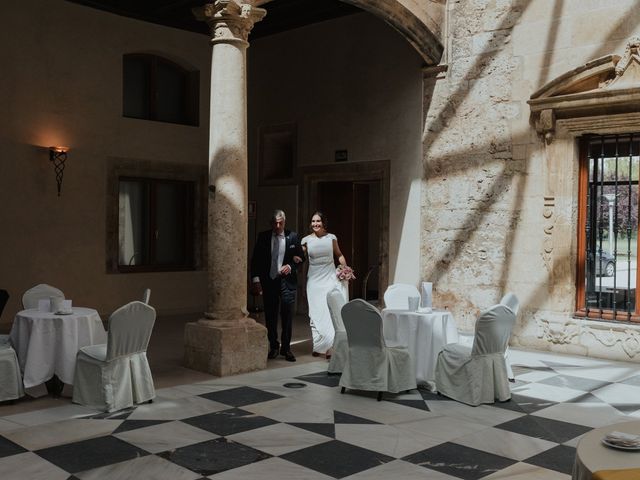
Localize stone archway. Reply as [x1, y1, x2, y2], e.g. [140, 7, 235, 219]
[255, 0, 444, 65]
[185, 0, 442, 377]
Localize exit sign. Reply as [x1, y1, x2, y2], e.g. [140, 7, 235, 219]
[335, 150, 348, 162]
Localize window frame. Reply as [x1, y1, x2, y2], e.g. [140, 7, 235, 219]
[117, 176, 195, 273]
[122, 53, 199, 126]
[106, 158, 207, 274]
[575, 135, 640, 322]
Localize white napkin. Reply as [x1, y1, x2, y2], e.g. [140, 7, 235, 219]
[604, 431, 640, 447]
[37, 299, 51, 312]
[421, 282, 432, 309]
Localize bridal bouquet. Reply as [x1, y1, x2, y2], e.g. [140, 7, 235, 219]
[336, 265, 356, 281]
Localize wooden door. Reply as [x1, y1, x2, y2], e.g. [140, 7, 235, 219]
[316, 181, 371, 299]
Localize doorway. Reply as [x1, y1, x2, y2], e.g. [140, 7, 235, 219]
[299, 161, 389, 305]
[316, 180, 381, 301]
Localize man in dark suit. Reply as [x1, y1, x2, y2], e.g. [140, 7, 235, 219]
[250, 209, 304, 362]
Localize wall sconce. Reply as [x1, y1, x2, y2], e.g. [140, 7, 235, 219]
[48, 146, 69, 196]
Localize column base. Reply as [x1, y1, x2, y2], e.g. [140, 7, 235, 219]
[183, 317, 268, 376]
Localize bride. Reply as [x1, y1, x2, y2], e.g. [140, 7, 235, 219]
[301, 212, 349, 358]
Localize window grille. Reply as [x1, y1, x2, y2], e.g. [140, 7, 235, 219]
[579, 134, 640, 321]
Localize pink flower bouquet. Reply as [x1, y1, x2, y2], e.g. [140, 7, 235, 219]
[336, 265, 356, 281]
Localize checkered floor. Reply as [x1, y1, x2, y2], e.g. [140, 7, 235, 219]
[1, 349, 640, 479]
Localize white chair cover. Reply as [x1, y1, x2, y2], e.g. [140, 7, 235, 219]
[0, 344, 24, 402]
[435, 304, 515, 406]
[142, 288, 151, 305]
[339, 299, 416, 394]
[500, 292, 519, 315]
[22, 284, 64, 310]
[72, 301, 156, 412]
[383, 283, 420, 309]
[327, 287, 347, 374]
[499, 292, 519, 380]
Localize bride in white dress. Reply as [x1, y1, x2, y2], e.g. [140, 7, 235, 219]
[301, 212, 349, 357]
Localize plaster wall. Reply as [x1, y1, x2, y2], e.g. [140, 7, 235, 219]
[247, 12, 424, 286]
[423, 0, 640, 361]
[0, 0, 211, 327]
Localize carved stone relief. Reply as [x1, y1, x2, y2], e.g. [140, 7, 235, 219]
[536, 318, 580, 345]
[586, 326, 640, 359]
[542, 196, 554, 272]
[529, 37, 640, 143]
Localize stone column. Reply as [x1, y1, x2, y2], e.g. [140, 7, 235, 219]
[184, 0, 267, 376]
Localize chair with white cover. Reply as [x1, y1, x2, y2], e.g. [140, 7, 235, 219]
[383, 283, 420, 309]
[339, 299, 416, 400]
[435, 304, 515, 406]
[22, 284, 64, 310]
[72, 301, 156, 412]
[0, 343, 24, 402]
[499, 292, 519, 381]
[327, 287, 348, 374]
[500, 292, 519, 315]
[142, 288, 151, 305]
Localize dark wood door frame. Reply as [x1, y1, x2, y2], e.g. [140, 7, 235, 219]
[298, 160, 390, 300]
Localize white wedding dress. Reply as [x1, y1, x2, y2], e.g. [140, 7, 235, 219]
[302, 233, 348, 354]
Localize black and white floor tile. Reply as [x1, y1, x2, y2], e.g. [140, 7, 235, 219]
[2, 349, 640, 479]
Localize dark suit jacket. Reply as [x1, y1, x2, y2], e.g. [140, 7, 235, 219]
[250, 229, 304, 291]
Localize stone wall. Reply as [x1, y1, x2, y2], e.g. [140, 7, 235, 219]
[422, 0, 640, 361]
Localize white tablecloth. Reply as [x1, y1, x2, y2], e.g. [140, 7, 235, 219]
[573, 420, 640, 480]
[10, 307, 107, 388]
[382, 308, 459, 386]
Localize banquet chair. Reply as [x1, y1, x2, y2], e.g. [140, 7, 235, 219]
[383, 283, 420, 309]
[500, 292, 520, 315]
[435, 304, 515, 406]
[499, 292, 519, 381]
[339, 299, 416, 401]
[326, 287, 348, 374]
[22, 283, 64, 310]
[142, 288, 151, 305]
[72, 301, 156, 412]
[0, 343, 24, 402]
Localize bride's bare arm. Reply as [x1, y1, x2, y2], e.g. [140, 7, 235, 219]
[333, 239, 347, 267]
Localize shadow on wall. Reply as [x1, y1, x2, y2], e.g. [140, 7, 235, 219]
[421, 0, 640, 324]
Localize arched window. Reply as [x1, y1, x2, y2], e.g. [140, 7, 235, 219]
[123, 54, 199, 126]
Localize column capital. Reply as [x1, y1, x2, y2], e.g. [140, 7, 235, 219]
[194, 0, 266, 46]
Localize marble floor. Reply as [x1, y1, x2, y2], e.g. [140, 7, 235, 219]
[1, 347, 640, 479]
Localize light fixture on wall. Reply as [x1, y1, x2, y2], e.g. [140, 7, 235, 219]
[48, 146, 69, 196]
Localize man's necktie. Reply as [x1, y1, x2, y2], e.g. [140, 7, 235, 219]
[270, 235, 281, 279]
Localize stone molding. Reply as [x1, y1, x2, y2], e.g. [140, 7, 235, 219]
[194, 0, 266, 46]
[105, 157, 207, 274]
[615, 36, 640, 77]
[542, 196, 554, 272]
[256, 0, 444, 65]
[529, 316, 640, 361]
[528, 37, 640, 143]
[585, 326, 640, 359]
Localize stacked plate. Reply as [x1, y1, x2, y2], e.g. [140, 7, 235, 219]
[602, 431, 640, 450]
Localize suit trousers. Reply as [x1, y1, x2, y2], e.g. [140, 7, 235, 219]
[263, 276, 296, 352]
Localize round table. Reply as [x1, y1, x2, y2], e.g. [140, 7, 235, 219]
[573, 420, 640, 480]
[382, 308, 458, 387]
[10, 307, 107, 389]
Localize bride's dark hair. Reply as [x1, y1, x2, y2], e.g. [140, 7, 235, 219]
[310, 211, 328, 231]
